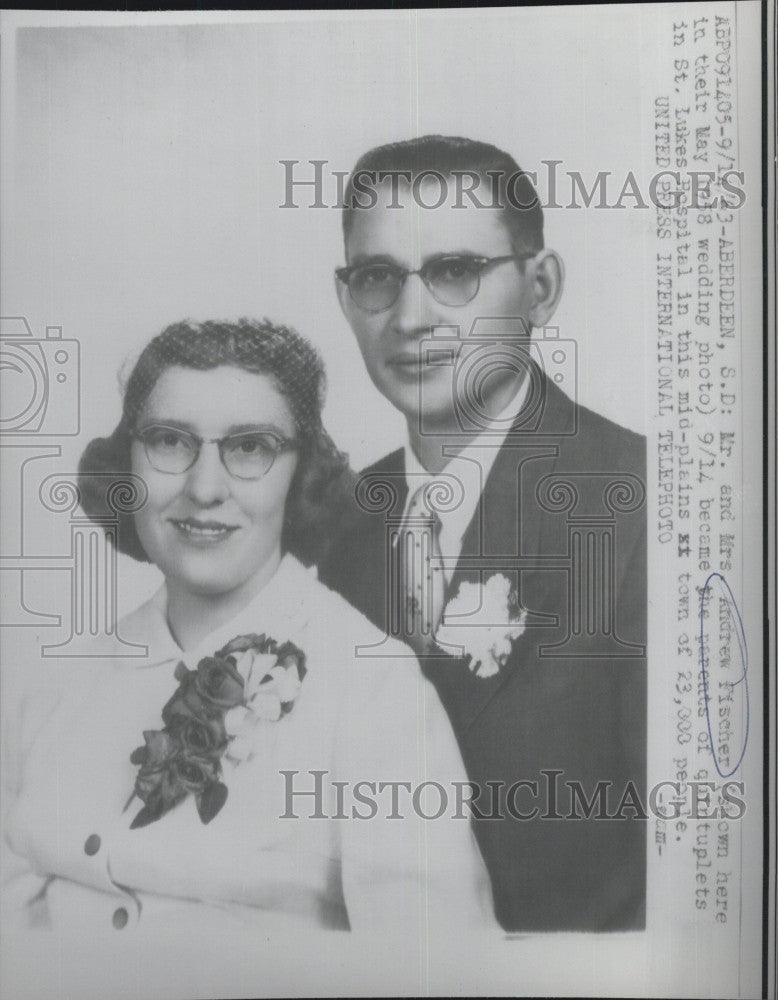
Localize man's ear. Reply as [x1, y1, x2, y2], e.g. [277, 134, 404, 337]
[527, 249, 565, 327]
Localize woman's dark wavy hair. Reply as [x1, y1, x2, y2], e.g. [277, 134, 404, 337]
[77, 318, 354, 568]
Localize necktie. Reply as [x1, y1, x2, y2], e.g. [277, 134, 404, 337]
[399, 482, 446, 649]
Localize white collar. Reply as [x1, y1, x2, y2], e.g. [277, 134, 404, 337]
[401, 377, 530, 578]
[119, 554, 318, 668]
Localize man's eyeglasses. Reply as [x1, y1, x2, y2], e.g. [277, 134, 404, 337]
[132, 425, 299, 481]
[335, 252, 536, 313]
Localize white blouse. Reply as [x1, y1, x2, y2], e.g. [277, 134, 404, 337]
[3, 555, 493, 977]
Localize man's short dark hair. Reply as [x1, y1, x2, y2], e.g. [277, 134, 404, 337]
[342, 135, 544, 255]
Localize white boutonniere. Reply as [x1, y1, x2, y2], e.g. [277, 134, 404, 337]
[435, 574, 527, 679]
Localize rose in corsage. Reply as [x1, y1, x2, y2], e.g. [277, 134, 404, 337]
[131, 730, 182, 804]
[126, 633, 307, 828]
[193, 654, 245, 708]
[435, 574, 527, 679]
[128, 728, 227, 827]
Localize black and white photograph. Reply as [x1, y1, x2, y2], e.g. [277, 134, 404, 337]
[0, 6, 770, 998]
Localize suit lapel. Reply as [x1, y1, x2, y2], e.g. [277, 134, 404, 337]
[422, 437, 547, 731]
[423, 381, 575, 731]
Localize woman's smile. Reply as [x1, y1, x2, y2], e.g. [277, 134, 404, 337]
[168, 516, 240, 544]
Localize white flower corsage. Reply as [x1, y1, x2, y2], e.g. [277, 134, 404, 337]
[223, 637, 306, 763]
[126, 633, 307, 828]
[435, 574, 527, 679]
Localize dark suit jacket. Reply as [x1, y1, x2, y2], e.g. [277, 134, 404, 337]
[320, 381, 646, 932]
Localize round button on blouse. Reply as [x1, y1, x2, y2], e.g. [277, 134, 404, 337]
[112, 907, 129, 930]
[83, 834, 101, 856]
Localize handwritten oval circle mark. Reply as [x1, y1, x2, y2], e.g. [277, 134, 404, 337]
[699, 572, 748, 778]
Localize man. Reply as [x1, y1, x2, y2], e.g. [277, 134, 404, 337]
[321, 135, 646, 932]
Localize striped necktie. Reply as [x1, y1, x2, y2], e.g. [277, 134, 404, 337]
[400, 482, 447, 649]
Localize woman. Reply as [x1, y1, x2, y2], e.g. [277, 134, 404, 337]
[2, 320, 493, 984]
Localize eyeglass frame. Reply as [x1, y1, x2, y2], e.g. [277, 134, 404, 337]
[335, 251, 537, 313]
[131, 423, 300, 481]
